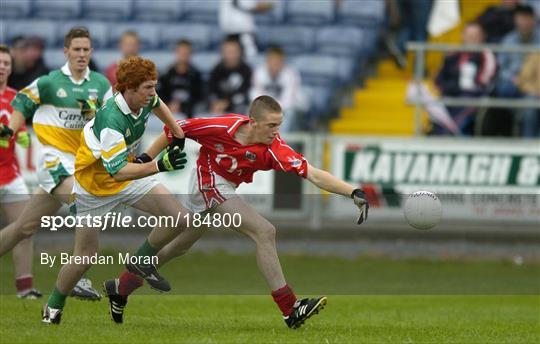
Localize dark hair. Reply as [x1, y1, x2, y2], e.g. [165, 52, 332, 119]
[266, 45, 285, 56]
[465, 21, 485, 33]
[64, 27, 91, 48]
[514, 4, 535, 17]
[248, 95, 282, 121]
[222, 36, 241, 47]
[176, 39, 192, 48]
[0, 44, 12, 63]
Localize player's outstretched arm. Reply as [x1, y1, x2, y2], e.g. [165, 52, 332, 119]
[306, 163, 369, 224]
[112, 161, 161, 182]
[306, 163, 354, 197]
[112, 147, 187, 182]
[153, 99, 185, 139]
[136, 133, 169, 162]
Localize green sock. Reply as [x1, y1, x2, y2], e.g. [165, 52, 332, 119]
[134, 239, 158, 258]
[48, 287, 67, 309]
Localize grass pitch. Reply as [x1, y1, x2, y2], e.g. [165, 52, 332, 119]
[1, 251, 539, 343]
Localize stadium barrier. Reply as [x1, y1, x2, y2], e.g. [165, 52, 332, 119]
[407, 42, 540, 135]
[17, 130, 539, 234]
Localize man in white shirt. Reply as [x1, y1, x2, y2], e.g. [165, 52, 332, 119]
[219, 0, 274, 59]
[251, 46, 305, 132]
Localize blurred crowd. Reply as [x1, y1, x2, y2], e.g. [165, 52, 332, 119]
[4, 0, 540, 137]
[432, 1, 539, 138]
[4, 0, 306, 132]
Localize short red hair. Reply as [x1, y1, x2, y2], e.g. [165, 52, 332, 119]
[115, 56, 157, 92]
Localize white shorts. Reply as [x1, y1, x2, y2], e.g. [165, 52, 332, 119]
[187, 167, 238, 213]
[0, 176, 30, 204]
[71, 176, 159, 217]
[38, 146, 75, 193]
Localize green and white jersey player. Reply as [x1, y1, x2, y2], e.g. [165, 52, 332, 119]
[42, 56, 191, 325]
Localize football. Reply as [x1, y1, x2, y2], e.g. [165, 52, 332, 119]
[404, 191, 442, 230]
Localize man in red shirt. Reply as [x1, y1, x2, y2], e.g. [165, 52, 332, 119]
[0, 45, 41, 299]
[104, 95, 369, 329]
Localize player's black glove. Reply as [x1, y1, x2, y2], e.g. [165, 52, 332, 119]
[0, 123, 14, 138]
[157, 146, 187, 172]
[351, 188, 369, 225]
[0, 124, 14, 148]
[169, 136, 185, 151]
[134, 153, 152, 164]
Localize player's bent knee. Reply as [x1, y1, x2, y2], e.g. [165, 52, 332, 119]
[17, 218, 40, 238]
[254, 224, 277, 244]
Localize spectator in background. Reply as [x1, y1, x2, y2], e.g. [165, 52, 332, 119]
[105, 31, 140, 89]
[496, 4, 539, 99]
[434, 22, 497, 135]
[516, 52, 540, 137]
[8, 37, 49, 90]
[157, 40, 203, 118]
[208, 38, 252, 114]
[250, 46, 305, 132]
[477, 0, 520, 43]
[219, 0, 274, 60]
[396, 0, 433, 54]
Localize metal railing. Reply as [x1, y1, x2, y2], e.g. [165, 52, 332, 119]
[407, 42, 540, 135]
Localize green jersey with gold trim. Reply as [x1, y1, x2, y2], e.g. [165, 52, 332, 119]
[11, 63, 112, 155]
[74, 92, 160, 196]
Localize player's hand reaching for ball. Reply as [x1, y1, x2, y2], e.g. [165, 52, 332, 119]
[157, 146, 187, 172]
[351, 188, 369, 225]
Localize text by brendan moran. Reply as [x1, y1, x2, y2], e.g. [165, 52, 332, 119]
[40, 252, 158, 267]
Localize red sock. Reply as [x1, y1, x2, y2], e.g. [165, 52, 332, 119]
[16, 275, 32, 293]
[271, 284, 297, 316]
[118, 270, 144, 296]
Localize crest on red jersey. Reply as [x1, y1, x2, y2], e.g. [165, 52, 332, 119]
[245, 151, 257, 161]
[288, 157, 302, 168]
[214, 144, 224, 152]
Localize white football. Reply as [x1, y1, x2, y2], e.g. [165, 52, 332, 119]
[404, 191, 442, 230]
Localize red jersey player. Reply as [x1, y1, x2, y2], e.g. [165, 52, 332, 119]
[0, 45, 42, 299]
[104, 95, 369, 329]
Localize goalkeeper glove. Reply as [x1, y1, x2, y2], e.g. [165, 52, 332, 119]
[351, 188, 369, 225]
[157, 146, 187, 172]
[77, 98, 98, 120]
[134, 153, 152, 164]
[16, 131, 31, 148]
[0, 124, 14, 148]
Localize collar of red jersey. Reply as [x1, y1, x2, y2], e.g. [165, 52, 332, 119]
[60, 63, 90, 84]
[114, 92, 144, 119]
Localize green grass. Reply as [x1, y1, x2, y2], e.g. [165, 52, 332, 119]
[1, 251, 539, 343]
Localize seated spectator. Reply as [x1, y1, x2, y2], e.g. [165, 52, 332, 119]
[477, 0, 520, 43]
[434, 22, 496, 135]
[516, 52, 540, 137]
[496, 4, 539, 99]
[157, 40, 203, 118]
[105, 31, 140, 89]
[219, 0, 273, 60]
[250, 46, 305, 132]
[8, 36, 49, 90]
[208, 38, 252, 114]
